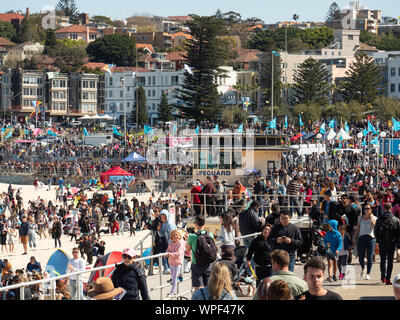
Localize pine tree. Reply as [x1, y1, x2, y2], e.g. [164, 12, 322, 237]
[339, 53, 383, 104]
[325, 2, 341, 28]
[177, 15, 229, 124]
[158, 91, 173, 123]
[259, 51, 283, 109]
[131, 87, 148, 127]
[56, 0, 78, 20]
[292, 57, 332, 105]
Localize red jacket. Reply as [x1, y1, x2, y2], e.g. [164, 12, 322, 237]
[191, 186, 202, 204]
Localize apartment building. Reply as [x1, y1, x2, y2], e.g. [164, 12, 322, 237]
[132, 32, 172, 50]
[54, 25, 100, 44]
[388, 55, 400, 99]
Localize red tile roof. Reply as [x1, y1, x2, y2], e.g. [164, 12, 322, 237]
[0, 37, 15, 47]
[55, 25, 99, 34]
[113, 67, 150, 73]
[0, 13, 24, 23]
[165, 51, 187, 61]
[84, 62, 107, 70]
[136, 43, 155, 53]
[171, 32, 192, 39]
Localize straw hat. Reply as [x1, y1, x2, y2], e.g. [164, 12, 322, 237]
[87, 277, 123, 300]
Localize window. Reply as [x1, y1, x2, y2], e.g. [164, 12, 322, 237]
[90, 80, 96, 88]
[23, 88, 30, 96]
[120, 90, 123, 98]
[83, 92, 89, 100]
[23, 76, 29, 84]
[37, 88, 43, 96]
[53, 92, 59, 99]
[120, 103, 123, 111]
[199, 152, 207, 169]
[89, 34, 96, 40]
[60, 80, 66, 88]
[109, 78, 113, 86]
[2, 76, 8, 84]
[391, 83, 396, 93]
[147, 76, 151, 85]
[398, 83, 400, 93]
[53, 102, 59, 110]
[391, 68, 396, 77]
[152, 90, 155, 97]
[220, 152, 230, 169]
[59, 103, 66, 110]
[109, 90, 113, 98]
[171, 76, 179, 85]
[137, 77, 145, 86]
[348, 35, 353, 40]
[152, 103, 155, 110]
[36, 77, 43, 85]
[148, 90, 151, 97]
[152, 76, 156, 85]
[70, 33, 78, 40]
[83, 81, 88, 88]
[89, 92, 96, 100]
[232, 152, 242, 169]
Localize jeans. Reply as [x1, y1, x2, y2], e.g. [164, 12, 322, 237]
[255, 265, 273, 288]
[54, 236, 61, 248]
[69, 280, 84, 300]
[289, 255, 296, 272]
[379, 242, 397, 281]
[357, 235, 375, 274]
[256, 196, 264, 217]
[170, 265, 182, 295]
[162, 257, 170, 270]
[338, 255, 347, 274]
[242, 236, 256, 275]
[117, 220, 124, 234]
[28, 232, 36, 248]
[289, 197, 300, 216]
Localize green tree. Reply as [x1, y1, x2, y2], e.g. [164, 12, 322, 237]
[56, 0, 79, 20]
[325, 2, 341, 28]
[177, 15, 229, 123]
[373, 96, 400, 121]
[0, 21, 17, 42]
[46, 40, 88, 72]
[299, 27, 334, 49]
[221, 106, 248, 125]
[158, 91, 173, 123]
[132, 87, 148, 126]
[18, 15, 47, 43]
[340, 53, 383, 104]
[86, 34, 137, 66]
[292, 57, 332, 105]
[293, 103, 322, 123]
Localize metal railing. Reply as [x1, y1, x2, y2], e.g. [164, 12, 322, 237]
[0, 217, 310, 301]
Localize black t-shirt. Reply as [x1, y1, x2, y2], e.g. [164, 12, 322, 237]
[295, 290, 343, 300]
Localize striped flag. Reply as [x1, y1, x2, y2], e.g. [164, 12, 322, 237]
[103, 64, 116, 75]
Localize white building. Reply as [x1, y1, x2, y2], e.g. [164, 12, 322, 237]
[388, 55, 400, 99]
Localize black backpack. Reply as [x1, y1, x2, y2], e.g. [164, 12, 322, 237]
[195, 231, 217, 266]
[378, 216, 399, 243]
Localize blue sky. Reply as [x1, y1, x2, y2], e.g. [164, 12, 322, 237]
[4, 0, 400, 23]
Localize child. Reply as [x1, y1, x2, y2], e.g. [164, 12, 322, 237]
[8, 228, 15, 253]
[165, 229, 185, 298]
[338, 224, 352, 280]
[323, 220, 342, 282]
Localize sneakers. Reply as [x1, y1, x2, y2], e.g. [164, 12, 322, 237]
[178, 276, 183, 282]
[166, 293, 176, 298]
[332, 275, 338, 281]
[381, 277, 386, 284]
[326, 276, 334, 282]
[386, 279, 393, 285]
[365, 274, 370, 280]
[338, 273, 344, 280]
[163, 269, 171, 275]
[360, 269, 366, 278]
[167, 279, 172, 283]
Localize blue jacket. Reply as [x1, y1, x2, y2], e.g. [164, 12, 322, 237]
[159, 210, 176, 243]
[323, 220, 342, 254]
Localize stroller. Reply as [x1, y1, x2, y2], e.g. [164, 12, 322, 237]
[298, 224, 326, 263]
[233, 245, 256, 297]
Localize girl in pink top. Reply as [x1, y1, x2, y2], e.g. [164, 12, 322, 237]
[166, 229, 185, 297]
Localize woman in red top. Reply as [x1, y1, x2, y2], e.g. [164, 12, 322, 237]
[190, 181, 202, 216]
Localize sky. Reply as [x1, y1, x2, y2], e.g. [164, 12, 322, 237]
[3, 0, 400, 23]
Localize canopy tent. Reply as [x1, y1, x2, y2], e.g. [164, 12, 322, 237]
[326, 128, 337, 141]
[122, 152, 148, 163]
[335, 128, 352, 141]
[78, 115, 93, 120]
[97, 114, 114, 120]
[100, 166, 135, 184]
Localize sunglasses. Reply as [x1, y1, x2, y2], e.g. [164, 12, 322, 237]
[365, 207, 371, 210]
[122, 254, 133, 259]
[72, 251, 79, 254]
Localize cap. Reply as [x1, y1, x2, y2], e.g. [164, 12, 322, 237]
[393, 274, 400, 288]
[122, 248, 137, 258]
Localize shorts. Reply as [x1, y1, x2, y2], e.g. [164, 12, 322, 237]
[326, 251, 338, 261]
[191, 263, 212, 288]
[20, 235, 28, 245]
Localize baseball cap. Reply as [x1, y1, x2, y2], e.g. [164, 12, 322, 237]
[122, 248, 137, 258]
[393, 274, 400, 288]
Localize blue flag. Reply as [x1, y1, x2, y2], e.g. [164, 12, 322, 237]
[362, 139, 366, 148]
[237, 124, 243, 133]
[370, 137, 379, 145]
[393, 118, 400, 131]
[195, 125, 200, 135]
[299, 114, 303, 127]
[213, 124, 219, 133]
[284, 114, 288, 128]
[83, 128, 89, 136]
[47, 129, 57, 137]
[144, 125, 154, 135]
[328, 119, 335, 129]
[368, 121, 377, 135]
[4, 129, 12, 140]
[270, 118, 276, 129]
[113, 126, 123, 136]
[320, 122, 326, 134]
[362, 128, 368, 137]
[345, 121, 350, 133]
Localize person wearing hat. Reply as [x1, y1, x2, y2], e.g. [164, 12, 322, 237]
[216, 247, 239, 285]
[88, 277, 124, 300]
[111, 248, 150, 300]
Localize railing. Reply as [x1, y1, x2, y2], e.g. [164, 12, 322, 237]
[0, 218, 310, 301]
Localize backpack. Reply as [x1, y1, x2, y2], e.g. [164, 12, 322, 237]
[195, 231, 217, 266]
[377, 216, 399, 243]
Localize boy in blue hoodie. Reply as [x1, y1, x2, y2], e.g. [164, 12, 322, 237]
[323, 220, 342, 282]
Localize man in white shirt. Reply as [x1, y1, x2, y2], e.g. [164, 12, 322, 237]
[68, 248, 86, 300]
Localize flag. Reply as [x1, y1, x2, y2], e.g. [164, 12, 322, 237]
[320, 122, 326, 134]
[83, 128, 89, 136]
[328, 119, 335, 129]
[121, 18, 128, 26]
[144, 125, 154, 135]
[270, 118, 276, 129]
[183, 64, 194, 76]
[241, 97, 251, 109]
[393, 117, 400, 131]
[368, 120, 377, 134]
[47, 71, 60, 80]
[284, 114, 288, 128]
[362, 139, 366, 147]
[113, 126, 123, 136]
[195, 125, 200, 135]
[299, 114, 303, 127]
[345, 121, 350, 133]
[213, 124, 219, 133]
[272, 50, 280, 56]
[47, 129, 57, 137]
[103, 64, 116, 75]
[4, 129, 12, 140]
[237, 123, 243, 133]
[370, 137, 379, 145]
